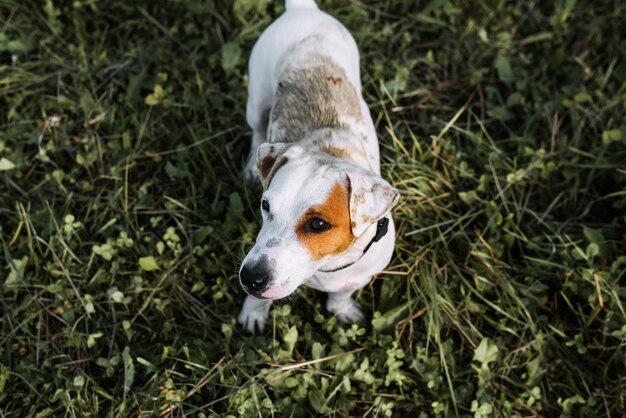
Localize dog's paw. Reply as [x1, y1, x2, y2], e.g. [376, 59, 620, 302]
[237, 297, 272, 334]
[244, 154, 260, 185]
[327, 298, 365, 324]
[237, 310, 267, 334]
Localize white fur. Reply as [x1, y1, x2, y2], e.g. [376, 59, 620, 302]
[238, 0, 398, 333]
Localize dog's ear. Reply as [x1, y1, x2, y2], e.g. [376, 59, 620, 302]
[345, 170, 400, 237]
[256, 142, 292, 190]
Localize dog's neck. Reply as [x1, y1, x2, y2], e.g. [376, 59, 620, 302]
[318, 217, 389, 273]
[306, 127, 376, 172]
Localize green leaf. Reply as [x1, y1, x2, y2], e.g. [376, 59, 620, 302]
[145, 84, 164, 106]
[165, 161, 184, 179]
[371, 303, 409, 332]
[122, 131, 132, 149]
[139, 256, 160, 271]
[487, 105, 513, 121]
[520, 32, 552, 44]
[35, 408, 54, 418]
[586, 243, 599, 258]
[87, 332, 103, 348]
[559, 394, 586, 414]
[495, 55, 514, 82]
[459, 190, 480, 204]
[473, 338, 499, 367]
[574, 91, 592, 103]
[144, 95, 159, 106]
[233, 0, 272, 18]
[308, 389, 327, 413]
[136, 357, 158, 372]
[79, 88, 95, 114]
[7, 39, 27, 52]
[93, 243, 115, 261]
[192, 226, 214, 244]
[0, 363, 8, 393]
[221, 41, 242, 75]
[110, 290, 125, 303]
[122, 346, 135, 396]
[583, 226, 606, 256]
[0, 157, 16, 171]
[602, 129, 622, 144]
[283, 326, 298, 355]
[312, 342, 324, 360]
[73, 375, 85, 387]
[506, 169, 525, 184]
[471, 400, 493, 417]
[333, 351, 355, 373]
[583, 226, 604, 245]
[5, 256, 28, 287]
[285, 377, 299, 388]
[96, 357, 109, 367]
[222, 192, 245, 237]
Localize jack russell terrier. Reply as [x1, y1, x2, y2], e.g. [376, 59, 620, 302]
[237, 0, 400, 333]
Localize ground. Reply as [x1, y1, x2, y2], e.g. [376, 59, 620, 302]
[1, 0, 625, 416]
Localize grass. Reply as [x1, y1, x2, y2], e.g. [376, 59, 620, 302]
[1, 0, 625, 416]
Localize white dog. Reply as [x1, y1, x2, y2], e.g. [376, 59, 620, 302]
[238, 0, 400, 333]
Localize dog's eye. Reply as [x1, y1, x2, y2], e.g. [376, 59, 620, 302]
[305, 218, 332, 233]
[261, 199, 270, 212]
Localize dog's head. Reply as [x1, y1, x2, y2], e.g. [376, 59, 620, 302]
[239, 142, 399, 299]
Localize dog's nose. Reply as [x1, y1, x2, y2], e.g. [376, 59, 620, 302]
[240, 263, 271, 293]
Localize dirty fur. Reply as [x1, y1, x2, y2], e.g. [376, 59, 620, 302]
[268, 54, 362, 144]
[318, 144, 352, 160]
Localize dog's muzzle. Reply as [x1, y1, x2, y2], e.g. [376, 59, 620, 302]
[240, 254, 272, 296]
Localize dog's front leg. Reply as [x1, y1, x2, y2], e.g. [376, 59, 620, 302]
[238, 296, 273, 333]
[326, 290, 365, 324]
[244, 130, 265, 184]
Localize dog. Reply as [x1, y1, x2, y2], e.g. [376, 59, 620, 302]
[237, 0, 400, 333]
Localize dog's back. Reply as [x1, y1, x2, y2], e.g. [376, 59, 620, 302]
[246, 0, 380, 174]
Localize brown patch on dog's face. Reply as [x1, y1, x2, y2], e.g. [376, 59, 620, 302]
[296, 181, 354, 260]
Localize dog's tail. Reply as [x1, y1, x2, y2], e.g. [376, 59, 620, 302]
[285, 0, 318, 11]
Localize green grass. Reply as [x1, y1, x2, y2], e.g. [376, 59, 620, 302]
[1, 0, 625, 416]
